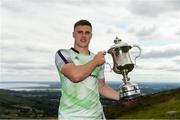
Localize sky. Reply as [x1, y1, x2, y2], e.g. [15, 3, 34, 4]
[0, 0, 180, 83]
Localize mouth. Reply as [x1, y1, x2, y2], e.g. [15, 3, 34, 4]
[80, 39, 87, 43]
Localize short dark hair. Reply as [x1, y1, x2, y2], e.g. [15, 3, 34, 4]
[74, 20, 92, 30]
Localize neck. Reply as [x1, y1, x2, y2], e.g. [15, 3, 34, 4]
[74, 46, 89, 54]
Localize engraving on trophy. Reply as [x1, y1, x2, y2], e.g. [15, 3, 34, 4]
[107, 36, 141, 100]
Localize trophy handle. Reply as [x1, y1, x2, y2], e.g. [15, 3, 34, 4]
[105, 62, 113, 72]
[132, 44, 141, 65]
[103, 51, 113, 72]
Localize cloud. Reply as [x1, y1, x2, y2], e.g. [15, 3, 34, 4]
[142, 44, 180, 59]
[128, 0, 180, 17]
[1, 0, 24, 13]
[128, 25, 157, 37]
[172, 57, 180, 64]
[1, 59, 32, 64]
[176, 30, 180, 35]
[139, 62, 180, 72]
[2, 63, 55, 71]
[1, 0, 180, 82]
[136, 58, 180, 72]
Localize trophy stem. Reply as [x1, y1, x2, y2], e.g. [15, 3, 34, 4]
[120, 69, 141, 100]
[122, 69, 130, 84]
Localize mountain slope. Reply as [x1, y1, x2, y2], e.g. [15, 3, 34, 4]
[0, 89, 60, 119]
[103, 88, 180, 119]
[0, 88, 180, 119]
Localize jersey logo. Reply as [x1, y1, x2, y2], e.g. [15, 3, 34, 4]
[89, 74, 97, 78]
[75, 56, 79, 60]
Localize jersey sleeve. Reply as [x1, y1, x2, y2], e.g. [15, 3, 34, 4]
[97, 64, 105, 80]
[55, 49, 73, 71]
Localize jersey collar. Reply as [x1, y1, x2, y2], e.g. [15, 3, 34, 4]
[71, 48, 91, 55]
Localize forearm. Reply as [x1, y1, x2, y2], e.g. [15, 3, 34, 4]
[61, 60, 98, 82]
[99, 79, 120, 100]
[61, 51, 105, 82]
[71, 60, 98, 82]
[100, 85, 120, 100]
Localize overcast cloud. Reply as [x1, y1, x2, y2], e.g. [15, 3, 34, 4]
[0, 0, 180, 82]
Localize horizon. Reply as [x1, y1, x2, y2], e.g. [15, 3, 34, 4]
[1, 79, 180, 83]
[0, 80, 179, 94]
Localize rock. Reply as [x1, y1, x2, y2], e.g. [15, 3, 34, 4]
[166, 111, 178, 116]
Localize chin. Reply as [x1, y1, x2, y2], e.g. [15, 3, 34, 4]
[78, 44, 89, 48]
[81, 45, 88, 48]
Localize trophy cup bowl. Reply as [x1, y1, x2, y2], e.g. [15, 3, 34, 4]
[108, 37, 141, 100]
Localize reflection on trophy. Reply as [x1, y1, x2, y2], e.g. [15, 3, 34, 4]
[108, 36, 141, 100]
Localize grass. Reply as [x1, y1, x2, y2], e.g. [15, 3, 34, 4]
[118, 97, 180, 119]
[104, 88, 180, 119]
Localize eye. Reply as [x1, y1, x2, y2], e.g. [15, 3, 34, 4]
[77, 31, 83, 34]
[85, 31, 91, 35]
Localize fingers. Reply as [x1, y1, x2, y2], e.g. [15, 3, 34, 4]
[98, 51, 106, 56]
[97, 51, 105, 59]
[102, 50, 106, 55]
[94, 51, 106, 65]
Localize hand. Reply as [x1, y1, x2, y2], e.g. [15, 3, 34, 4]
[93, 51, 105, 66]
[120, 96, 141, 107]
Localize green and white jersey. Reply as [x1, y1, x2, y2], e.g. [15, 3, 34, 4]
[55, 48, 105, 120]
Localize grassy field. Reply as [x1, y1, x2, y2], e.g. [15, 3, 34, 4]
[119, 98, 180, 119]
[104, 88, 180, 119]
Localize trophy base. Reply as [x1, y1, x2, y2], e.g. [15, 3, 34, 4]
[120, 83, 141, 100]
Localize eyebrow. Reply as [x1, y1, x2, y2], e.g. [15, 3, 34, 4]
[77, 30, 91, 33]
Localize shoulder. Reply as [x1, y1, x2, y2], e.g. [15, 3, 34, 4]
[56, 49, 70, 55]
[55, 49, 72, 63]
[55, 49, 73, 69]
[55, 49, 71, 58]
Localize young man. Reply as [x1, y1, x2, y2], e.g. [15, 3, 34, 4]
[55, 20, 120, 119]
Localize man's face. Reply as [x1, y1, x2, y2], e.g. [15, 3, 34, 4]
[73, 25, 92, 48]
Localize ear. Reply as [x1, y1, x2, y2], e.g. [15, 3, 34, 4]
[90, 33, 92, 39]
[72, 32, 75, 38]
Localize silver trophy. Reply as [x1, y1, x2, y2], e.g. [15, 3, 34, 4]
[107, 37, 141, 100]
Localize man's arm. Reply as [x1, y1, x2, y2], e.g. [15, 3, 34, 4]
[98, 78, 120, 100]
[61, 51, 105, 82]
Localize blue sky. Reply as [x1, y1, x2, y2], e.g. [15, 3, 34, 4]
[1, 0, 180, 83]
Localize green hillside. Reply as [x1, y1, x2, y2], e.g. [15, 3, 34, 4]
[104, 88, 180, 119]
[0, 88, 179, 119]
[0, 89, 60, 119]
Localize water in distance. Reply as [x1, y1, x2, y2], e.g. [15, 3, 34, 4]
[0, 80, 180, 95]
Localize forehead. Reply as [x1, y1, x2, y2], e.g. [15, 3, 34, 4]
[74, 25, 92, 31]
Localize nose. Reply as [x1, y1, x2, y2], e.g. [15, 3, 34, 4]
[82, 32, 86, 37]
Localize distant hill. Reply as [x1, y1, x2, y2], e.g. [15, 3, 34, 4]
[0, 89, 60, 119]
[103, 88, 180, 119]
[0, 88, 180, 119]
